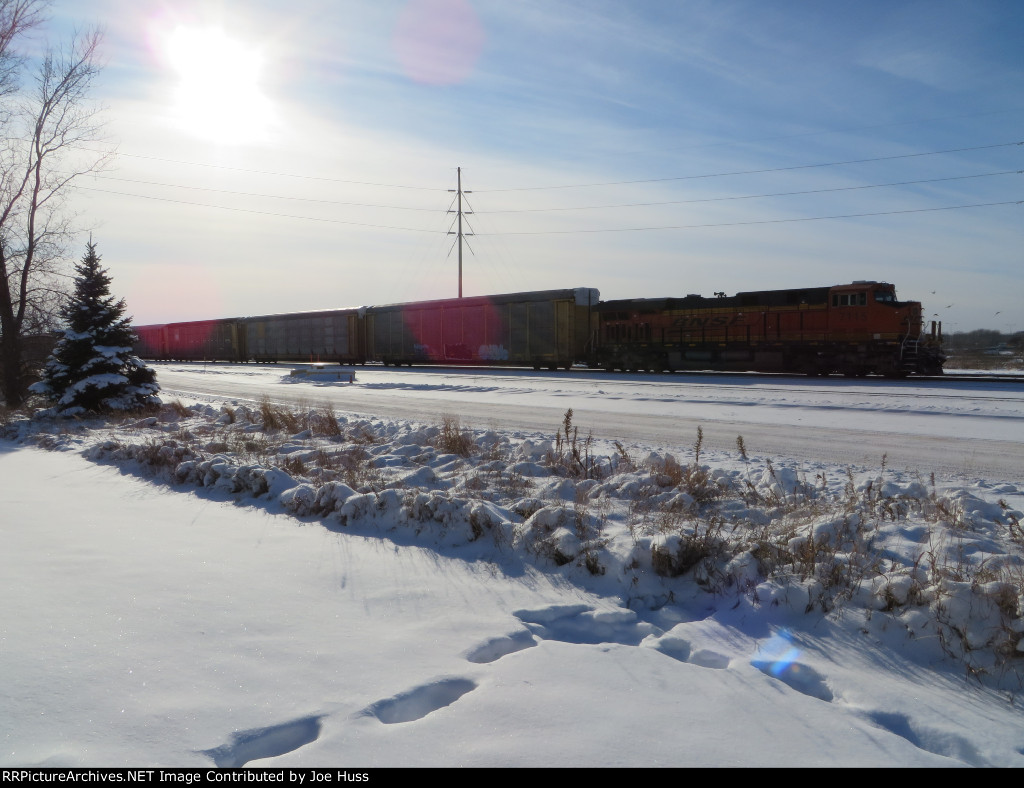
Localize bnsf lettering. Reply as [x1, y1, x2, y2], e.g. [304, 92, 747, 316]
[671, 315, 743, 329]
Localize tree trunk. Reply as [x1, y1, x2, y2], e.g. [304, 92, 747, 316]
[0, 327, 24, 407]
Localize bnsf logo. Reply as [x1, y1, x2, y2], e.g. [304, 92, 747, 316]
[672, 315, 744, 329]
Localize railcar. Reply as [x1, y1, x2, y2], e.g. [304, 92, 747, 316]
[133, 282, 943, 376]
[592, 281, 944, 376]
[245, 307, 364, 363]
[134, 319, 245, 362]
[364, 288, 599, 369]
[132, 324, 168, 359]
[133, 288, 601, 369]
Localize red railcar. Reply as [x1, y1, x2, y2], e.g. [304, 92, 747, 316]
[133, 288, 601, 369]
[132, 324, 168, 359]
[592, 281, 944, 376]
[133, 319, 245, 362]
[364, 288, 598, 369]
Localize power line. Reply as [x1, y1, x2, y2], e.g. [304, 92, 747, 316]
[85, 174, 444, 211]
[658, 107, 1024, 153]
[473, 141, 1023, 192]
[81, 137, 1023, 201]
[88, 169, 1020, 217]
[475, 171, 1021, 214]
[77, 184, 1019, 236]
[77, 186, 447, 233]
[77, 146, 448, 191]
[475, 200, 1021, 235]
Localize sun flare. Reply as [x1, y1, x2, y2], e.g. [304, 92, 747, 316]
[163, 25, 275, 145]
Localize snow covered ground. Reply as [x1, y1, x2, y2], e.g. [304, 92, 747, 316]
[154, 363, 1024, 479]
[2, 364, 1024, 767]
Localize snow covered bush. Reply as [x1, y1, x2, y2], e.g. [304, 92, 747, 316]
[14, 391, 1024, 687]
[31, 241, 160, 415]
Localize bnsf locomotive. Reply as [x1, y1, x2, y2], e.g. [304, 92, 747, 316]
[134, 281, 944, 377]
[595, 280, 944, 376]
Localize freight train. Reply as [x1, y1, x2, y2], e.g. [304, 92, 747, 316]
[134, 281, 945, 377]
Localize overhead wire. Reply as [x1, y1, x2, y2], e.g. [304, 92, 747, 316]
[466, 193, 524, 294]
[472, 141, 1023, 192]
[84, 169, 1020, 216]
[79, 139, 1022, 199]
[77, 146, 449, 190]
[475, 171, 1022, 214]
[77, 185, 446, 233]
[392, 189, 464, 299]
[77, 189, 1021, 238]
[85, 174, 446, 211]
[474, 200, 1021, 236]
[76, 140, 1022, 237]
[647, 106, 1024, 154]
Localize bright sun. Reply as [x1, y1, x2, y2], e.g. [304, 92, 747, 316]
[164, 26, 275, 145]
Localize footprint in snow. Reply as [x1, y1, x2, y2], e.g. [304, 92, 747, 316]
[864, 710, 987, 766]
[512, 604, 656, 646]
[749, 630, 833, 702]
[201, 715, 322, 767]
[464, 630, 537, 664]
[362, 677, 477, 724]
[752, 657, 833, 702]
[650, 634, 731, 670]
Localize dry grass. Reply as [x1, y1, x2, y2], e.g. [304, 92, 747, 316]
[310, 402, 342, 437]
[434, 414, 475, 457]
[258, 395, 303, 432]
[164, 399, 190, 418]
[547, 409, 602, 479]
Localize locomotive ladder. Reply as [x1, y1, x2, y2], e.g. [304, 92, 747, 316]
[899, 337, 920, 371]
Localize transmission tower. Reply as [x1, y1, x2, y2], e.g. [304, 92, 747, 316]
[447, 167, 474, 298]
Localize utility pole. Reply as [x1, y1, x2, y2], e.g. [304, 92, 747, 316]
[447, 167, 473, 298]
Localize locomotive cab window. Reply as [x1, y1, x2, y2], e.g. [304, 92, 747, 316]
[874, 290, 897, 304]
[832, 293, 866, 307]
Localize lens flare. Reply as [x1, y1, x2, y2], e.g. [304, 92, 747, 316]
[753, 630, 802, 676]
[393, 0, 485, 86]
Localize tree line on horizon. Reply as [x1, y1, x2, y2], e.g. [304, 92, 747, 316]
[944, 330, 1024, 353]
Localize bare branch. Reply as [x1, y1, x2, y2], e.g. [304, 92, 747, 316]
[0, 5, 107, 405]
[0, 0, 48, 100]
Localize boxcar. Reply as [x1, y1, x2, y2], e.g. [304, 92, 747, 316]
[245, 308, 364, 363]
[134, 319, 245, 362]
[364, 288, 599, 369]
[133, 324, 168, 359]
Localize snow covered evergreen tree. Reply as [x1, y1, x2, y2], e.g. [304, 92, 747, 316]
[31, 241, 160, 415]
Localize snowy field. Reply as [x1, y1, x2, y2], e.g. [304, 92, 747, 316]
[2, 364, 1024, 767]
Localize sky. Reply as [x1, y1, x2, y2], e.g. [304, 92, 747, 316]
[3, 368, 1024, 766]
[34, 0, 1024, 332]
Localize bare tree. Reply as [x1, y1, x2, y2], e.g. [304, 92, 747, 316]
[0, 0, 107, 406]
